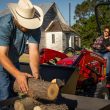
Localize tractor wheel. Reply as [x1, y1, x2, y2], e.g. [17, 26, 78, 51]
[94, 82, 109, 100]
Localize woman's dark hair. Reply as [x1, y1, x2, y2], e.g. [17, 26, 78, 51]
[104, 25, 110, 30]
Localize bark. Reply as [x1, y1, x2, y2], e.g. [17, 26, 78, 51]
[33, 104, 68, 110]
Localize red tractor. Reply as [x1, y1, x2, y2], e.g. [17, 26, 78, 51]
[39, 48, 109, 99]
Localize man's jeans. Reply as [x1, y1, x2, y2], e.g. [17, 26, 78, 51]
[97, 52, 110, 76]
[0, 63, 19, 101]
[0, 66, 10, 101]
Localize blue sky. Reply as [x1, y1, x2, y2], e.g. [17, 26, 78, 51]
[0, 0, 84, 25]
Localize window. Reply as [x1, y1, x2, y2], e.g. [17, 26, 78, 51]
[52, 34, 55, 43]
[74, 36, 79, 46]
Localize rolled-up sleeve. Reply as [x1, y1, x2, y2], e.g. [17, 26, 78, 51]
[0, 15, 11, 46]
[28, 28, 41, 44]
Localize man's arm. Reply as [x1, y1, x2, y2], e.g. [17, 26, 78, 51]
[28, 43, 40, 79]
[0, 46, 32, 93]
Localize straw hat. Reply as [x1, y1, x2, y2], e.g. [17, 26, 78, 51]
[8, 0, 44, 29]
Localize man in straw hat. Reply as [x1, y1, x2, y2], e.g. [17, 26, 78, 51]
[0, 0, 44, 102]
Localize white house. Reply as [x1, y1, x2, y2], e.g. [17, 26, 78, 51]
[39, 2, 81, 52]
[0, 2, 81, 52]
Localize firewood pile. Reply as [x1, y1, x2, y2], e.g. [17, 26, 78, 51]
[14, 78, 77, 110]
[13, 78, 77, 110]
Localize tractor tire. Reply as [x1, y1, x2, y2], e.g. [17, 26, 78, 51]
[94, 82, 109, 100]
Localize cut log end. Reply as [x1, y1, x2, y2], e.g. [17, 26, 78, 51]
[14, 100, 25, 110]
[34, 106, 42, 110]
[47, 83, 59, 100]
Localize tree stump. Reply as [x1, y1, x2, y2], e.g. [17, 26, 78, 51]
[14, 78, 59, 101]
[34, 104, 68, 110]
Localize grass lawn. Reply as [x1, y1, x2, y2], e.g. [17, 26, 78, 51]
[19, 53, 29, 63]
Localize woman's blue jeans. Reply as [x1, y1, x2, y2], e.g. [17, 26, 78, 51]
[97, 52, 110, 76]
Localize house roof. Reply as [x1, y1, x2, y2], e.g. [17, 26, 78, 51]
[45, 20, 74, 32]
[37, 3, 54, 15]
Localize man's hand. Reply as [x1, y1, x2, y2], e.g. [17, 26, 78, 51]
[16, 73, 33, 93]
[32, 72, 39, 79]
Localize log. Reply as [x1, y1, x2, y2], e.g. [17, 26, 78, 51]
[14, 97, 69, 110]
[14, 97, 41, 110]
[14, 95, 76, 110]
[14, 78, 59, 101]
[33, 104, 68, 110]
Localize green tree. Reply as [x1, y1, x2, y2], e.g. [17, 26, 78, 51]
[73, 0, 110, 48]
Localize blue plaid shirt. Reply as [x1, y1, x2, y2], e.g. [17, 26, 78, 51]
[0, 14, 41, 63]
